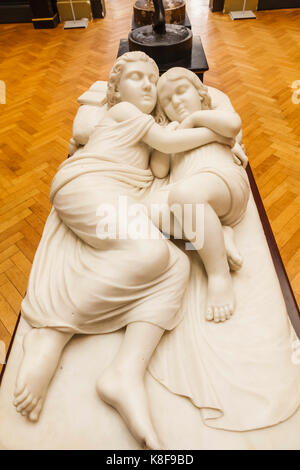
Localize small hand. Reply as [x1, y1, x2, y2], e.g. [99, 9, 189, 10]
[232, 142, 248, 168]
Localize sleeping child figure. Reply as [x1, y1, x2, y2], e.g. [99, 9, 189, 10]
[151, 67, 250, 323]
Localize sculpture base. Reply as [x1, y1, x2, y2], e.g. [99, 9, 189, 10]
[118, 36, 209, 80]
[0, 166, 299, 449]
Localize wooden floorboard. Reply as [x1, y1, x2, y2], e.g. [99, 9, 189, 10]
[0, 1, 299, 370]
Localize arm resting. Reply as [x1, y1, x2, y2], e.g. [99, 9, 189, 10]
[143, 123, 228, 154]
[182, 110, 242, 138]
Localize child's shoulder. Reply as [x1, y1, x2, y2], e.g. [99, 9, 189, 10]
[108, 101, 144, 122]
[206, 86, 235, 112]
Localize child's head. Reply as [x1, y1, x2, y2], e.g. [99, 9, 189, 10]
[107, 51, 159, 113]
[156, 67, 211, 124]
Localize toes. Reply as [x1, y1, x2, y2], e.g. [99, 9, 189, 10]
[16, 393, 33, 413]
[224, 305, 231, 320]
[219, 307, 226, 322]
[235, 254, 243, 265]
[211, 305, 233, 323]
[14, 387, 30, 407]
[228, 259, 241, 271]
[214, 307, 220, 323]
[229, 262, 239, 271]
[232, 263, 242, 272]
[206, 307, 214, 321]
[23, 397, 39, 415]
[228, 255, 243, 271]
[29, 399, 43, 422]
[20, 395, 39, 415]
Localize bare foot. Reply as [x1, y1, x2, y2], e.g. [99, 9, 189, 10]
[223, 226, 243, 271]
[206, 271, 235, 322]
[14, 328, 72, 422]
[96, 367, 162, 450]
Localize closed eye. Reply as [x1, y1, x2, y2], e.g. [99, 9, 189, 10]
[176, 85, 188, 95]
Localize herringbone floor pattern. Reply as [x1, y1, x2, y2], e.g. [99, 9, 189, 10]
[0, 1, 299, 366]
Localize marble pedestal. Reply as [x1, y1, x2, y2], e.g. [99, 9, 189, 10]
[0, 167, 300, 449]
[0, 315, 300, 450]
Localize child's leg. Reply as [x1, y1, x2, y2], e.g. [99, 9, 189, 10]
[14, 328, 73, 422]
[146, 187, 242, 272]
[223, 225, 243, 271]
[96, 321, 164, 450]
[169, 173, 235, 322]
[96, 229, 178, 450]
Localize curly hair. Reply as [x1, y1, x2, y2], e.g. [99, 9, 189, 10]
[106, 51, 159, 109]
[156, 67, 212, 125]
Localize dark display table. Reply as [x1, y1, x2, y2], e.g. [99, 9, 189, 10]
[117, 35, 209, 81]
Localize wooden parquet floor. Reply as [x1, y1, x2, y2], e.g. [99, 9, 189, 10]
[0, 1, 299, 366]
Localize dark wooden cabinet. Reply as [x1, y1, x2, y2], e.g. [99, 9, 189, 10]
[0, 0, 59, 26]
[209, 0, 225, 11]
[29, 0, 59, 28]
[209, 0, 300, 10]
[258, 0, 300, 9]
[0, 1, 32, 23]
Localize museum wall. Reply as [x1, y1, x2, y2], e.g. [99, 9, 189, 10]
[223, 0, 258, 14]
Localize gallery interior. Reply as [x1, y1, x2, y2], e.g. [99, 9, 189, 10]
[0, 0, 300, 451]
[0, 0, 299, 364]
